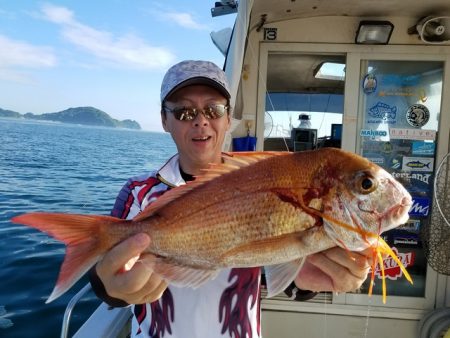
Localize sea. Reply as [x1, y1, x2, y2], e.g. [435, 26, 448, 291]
[0, 118, 177, 338]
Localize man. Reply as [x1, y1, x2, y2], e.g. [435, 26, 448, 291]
[90, 60, 371, 337]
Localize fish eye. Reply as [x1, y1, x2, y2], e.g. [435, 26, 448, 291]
[357, 174, 378, 194]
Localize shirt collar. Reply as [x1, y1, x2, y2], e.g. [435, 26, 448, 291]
[157, 152, 233, 187]
[157, 154, 185, 187]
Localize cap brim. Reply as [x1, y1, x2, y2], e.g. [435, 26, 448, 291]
[164, 77, 231, 102]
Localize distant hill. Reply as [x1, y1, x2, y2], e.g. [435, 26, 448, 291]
[0, 106, 141, 130]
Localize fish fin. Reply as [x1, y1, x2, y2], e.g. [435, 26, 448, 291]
[11, 212, 122, 303]
[143, 256, 220, 289]
[264, 258, 305, 298]
[134, 152, 290, 222]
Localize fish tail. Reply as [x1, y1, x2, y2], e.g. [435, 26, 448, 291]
[12, 212, 123, 303]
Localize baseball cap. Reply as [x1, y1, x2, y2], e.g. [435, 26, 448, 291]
[160, 60, 231, 103]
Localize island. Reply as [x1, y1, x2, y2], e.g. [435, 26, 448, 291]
[0, 106, 141, 130]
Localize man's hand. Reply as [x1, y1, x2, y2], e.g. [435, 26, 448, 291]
[295, 247, 372, 293]
[95, 233, 167, 304]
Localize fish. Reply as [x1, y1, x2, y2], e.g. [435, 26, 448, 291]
[11, 148, 413, 304]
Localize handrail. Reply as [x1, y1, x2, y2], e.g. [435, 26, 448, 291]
[61, 283, 92, 338]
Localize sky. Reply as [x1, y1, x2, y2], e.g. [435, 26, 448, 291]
[0, 1, 236, 131]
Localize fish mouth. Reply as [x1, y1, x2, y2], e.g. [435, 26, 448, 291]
[382, 196, 413, 232]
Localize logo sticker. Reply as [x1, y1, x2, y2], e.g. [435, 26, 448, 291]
[398, 219, 421, 233]
[412, 141, 435, 156]
[393, 234, 419, 245]
[402, 156, 434, 172]
[389, 128, 436, 141]
[375, 247, 415, 281]
[389, 157, 402, 170]
[368, 102, 397, 123]
[360, 129, 388, 140]
[391, 172, 433, 195]
[409, 197, 431, 217]
[362, 74, 377, 94]
[367, 157, 385, 165]
[406, 104, 430, 127]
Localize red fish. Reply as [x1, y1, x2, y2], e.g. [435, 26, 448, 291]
[12, 148, 413, 303]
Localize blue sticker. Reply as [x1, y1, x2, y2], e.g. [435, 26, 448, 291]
[391, 172, 433, 195]
[368, 102, 397, 123]
[412, 141, 435, 156]
[362, 74, 377, 94]
[381, 74, 420, 86]
[409, 197, 430, 217]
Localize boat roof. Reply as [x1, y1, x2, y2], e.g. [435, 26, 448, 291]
[251, 0, 450, 23]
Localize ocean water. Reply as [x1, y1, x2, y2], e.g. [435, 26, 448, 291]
[0, 118, 177, 338]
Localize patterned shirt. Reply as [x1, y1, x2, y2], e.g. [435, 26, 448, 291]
[111, 154, 261, 338]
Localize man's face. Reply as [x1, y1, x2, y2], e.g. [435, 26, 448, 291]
[162, 84, 231, 175]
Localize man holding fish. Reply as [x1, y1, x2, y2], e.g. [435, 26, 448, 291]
[13, 60, 412, 338]
[88, 60, 379, 337]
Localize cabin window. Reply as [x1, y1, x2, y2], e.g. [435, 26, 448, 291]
[263, 53, 345, 151]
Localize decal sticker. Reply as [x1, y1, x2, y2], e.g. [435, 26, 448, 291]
[375, 247, 415, 281]
[389, 157, 402, 170]
[367, 157, 385, 165]
[360, 129, 388, 140]
[409, 197, 431, 217]
[381, 74, 420, 86]
[406, 104, 430, 127]
[393, 234, 419, 245]
[367, 102, 397, 124]
[263, 28, 277, 40]
[412, 141, 435, 156]
[402, 156, 434, 172]
[391, 172, 433, 195]
[398, 219, 421, 233]
[363, 140, 412, 154]
[389, 128, 436, 141]
[362, 74, 377, 94]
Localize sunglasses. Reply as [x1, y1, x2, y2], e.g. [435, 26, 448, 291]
[163, 104, 229, 121]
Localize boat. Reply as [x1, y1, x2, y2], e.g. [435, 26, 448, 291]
[69, 0, 450, 337]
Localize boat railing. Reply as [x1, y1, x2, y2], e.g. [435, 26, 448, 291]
[61, 283, 92, 338]
[61, 283, 132, 338]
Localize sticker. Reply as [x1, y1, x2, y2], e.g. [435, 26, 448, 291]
[263, 28, 277, 40]
[360, 129, 388, 140]
[389, 157, 402, 170]
[367, 102, 397, 124]
[412, 141, 435, 156]
[398, 219, 421, 233]
[363, 140, 412, 154]
[389, 128, 436, 141]
[393, 234, 419, 245]
[367, 157, 385, 165]
[362, 74, 377, 94]
[409, 197, 430, 217]
[402, 156, 434, 172]
[375, 247, 415, 281]
[381, 74, 420, 86]
[406, 104, 430, 127]
[391, 172, 433, 195]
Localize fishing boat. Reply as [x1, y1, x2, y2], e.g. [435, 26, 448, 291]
[69, 0, 450, 337]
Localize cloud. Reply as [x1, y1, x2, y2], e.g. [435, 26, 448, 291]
[41, 3, 176, 69]
[161, 12, 209, 30]
[0, 34, 57, 68]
